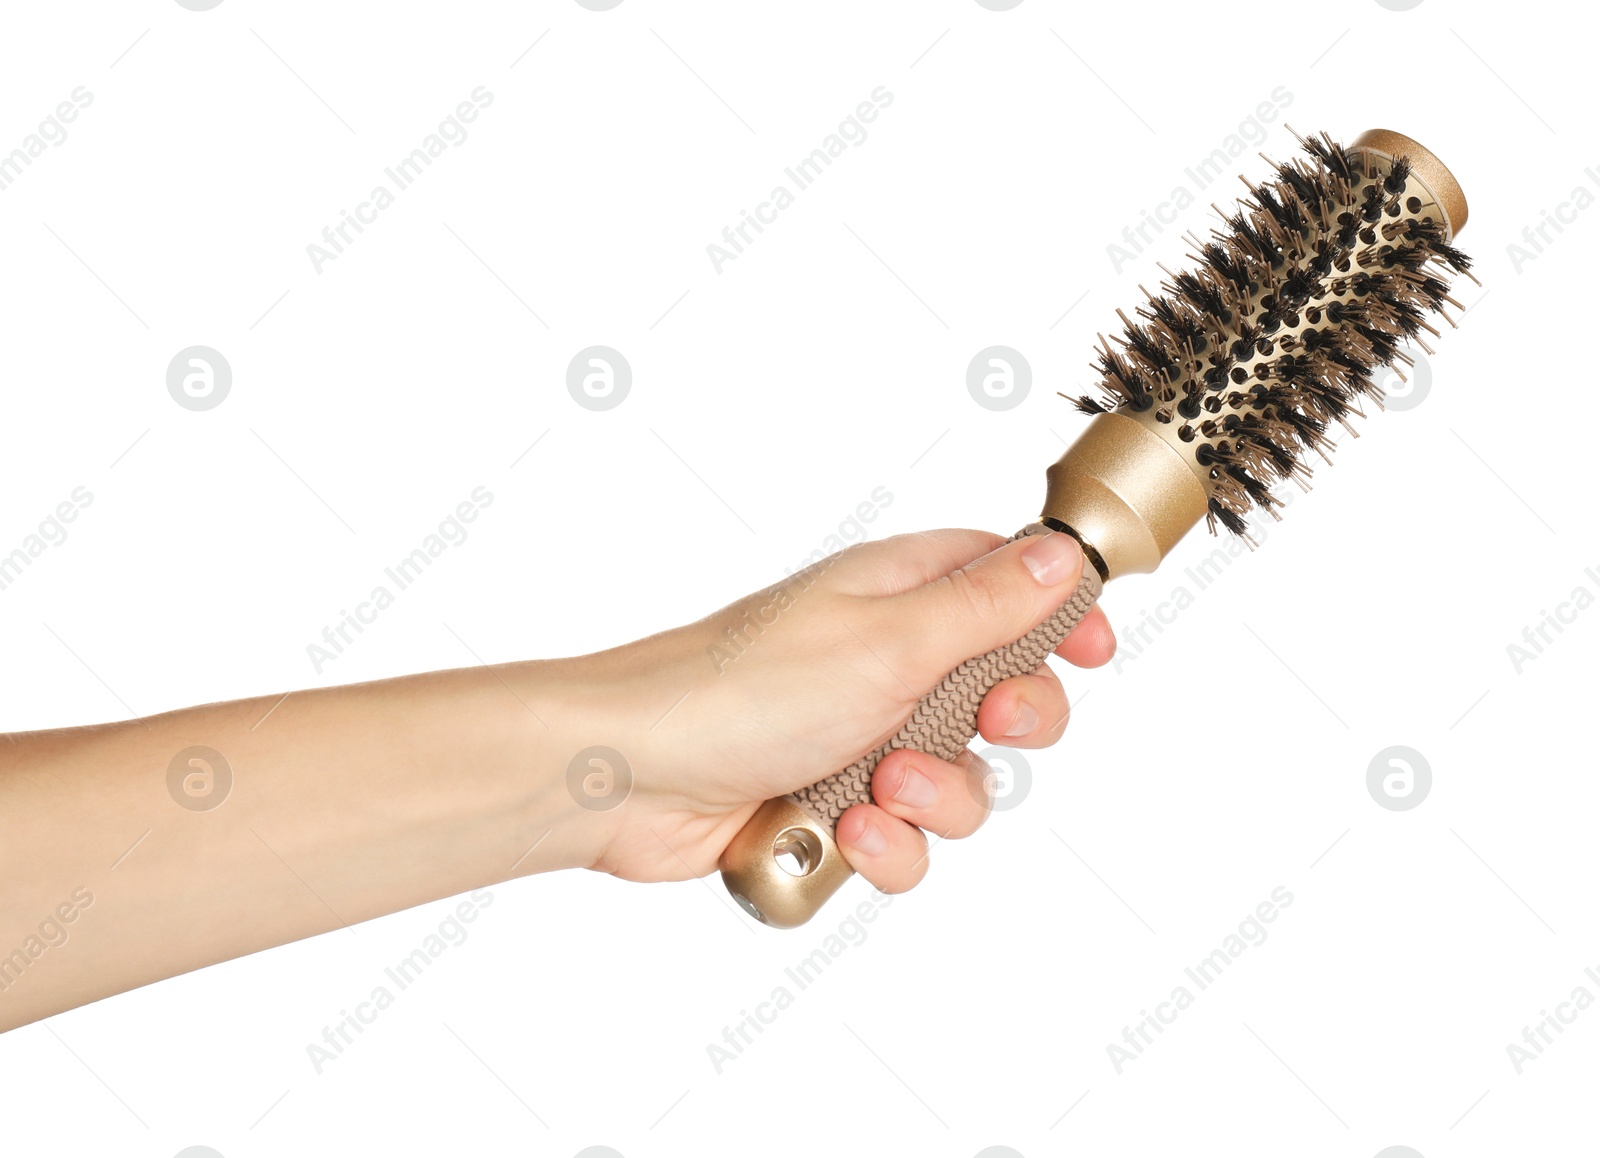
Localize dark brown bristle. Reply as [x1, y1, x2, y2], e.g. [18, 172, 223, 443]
[1073, 131, 1472, 535]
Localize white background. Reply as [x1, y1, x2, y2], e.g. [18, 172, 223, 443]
[0, 1, 1593, 1155]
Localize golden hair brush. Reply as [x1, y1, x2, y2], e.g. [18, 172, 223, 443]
[720, 128, 1474, 927]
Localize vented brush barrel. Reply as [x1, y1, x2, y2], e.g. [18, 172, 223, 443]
[1042, 129, 1467, 580]
[721, 128, 1472, 928]
[1048, 128, 1468, 577]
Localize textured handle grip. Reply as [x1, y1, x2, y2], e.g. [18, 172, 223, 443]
[719, 526, 1104, 927]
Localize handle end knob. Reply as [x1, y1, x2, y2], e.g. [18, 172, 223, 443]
[718, 798, 853, 928]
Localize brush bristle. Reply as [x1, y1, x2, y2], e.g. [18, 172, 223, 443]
[1075, 131, 1474, 537]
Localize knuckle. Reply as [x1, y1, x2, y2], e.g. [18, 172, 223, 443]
[870, 752, 910, 803]
[948, 564, 1012, 626]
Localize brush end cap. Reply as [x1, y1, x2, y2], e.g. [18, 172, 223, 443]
[1351, 128, 1469, 238]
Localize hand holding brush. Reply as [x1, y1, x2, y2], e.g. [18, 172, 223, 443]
[0, 128, 1472, 1030]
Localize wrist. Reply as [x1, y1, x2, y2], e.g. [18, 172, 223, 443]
[517, 628, 732, 875]
[477, 657, 635, 877]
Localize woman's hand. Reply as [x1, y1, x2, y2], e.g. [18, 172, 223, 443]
[571, 529, 1115, 892]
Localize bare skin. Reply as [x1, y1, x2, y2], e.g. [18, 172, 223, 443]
[0, 528, 1113, 1031]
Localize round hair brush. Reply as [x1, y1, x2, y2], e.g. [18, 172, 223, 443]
[720, 128, 1474, 927]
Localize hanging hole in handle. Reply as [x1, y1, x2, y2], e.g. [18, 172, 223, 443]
[773, 827, 823, 877]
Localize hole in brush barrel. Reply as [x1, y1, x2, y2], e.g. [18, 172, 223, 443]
[773, 828, 823, 877]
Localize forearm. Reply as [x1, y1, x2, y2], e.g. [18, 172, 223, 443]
[0, 659, 613, 1032]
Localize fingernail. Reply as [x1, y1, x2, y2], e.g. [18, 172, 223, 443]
[844, 814, 887, 856]
[1004, 703, 1039, 738]
[1022, 532, 1081, 586]
[893, 765, 938, 809]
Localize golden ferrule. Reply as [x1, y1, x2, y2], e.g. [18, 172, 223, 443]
[1041, 411, 1210, 579]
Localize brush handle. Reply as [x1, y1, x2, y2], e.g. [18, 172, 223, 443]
[718, 525, 1103, 927]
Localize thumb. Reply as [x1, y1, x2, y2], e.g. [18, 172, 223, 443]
[878, 531, 1088, 685]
